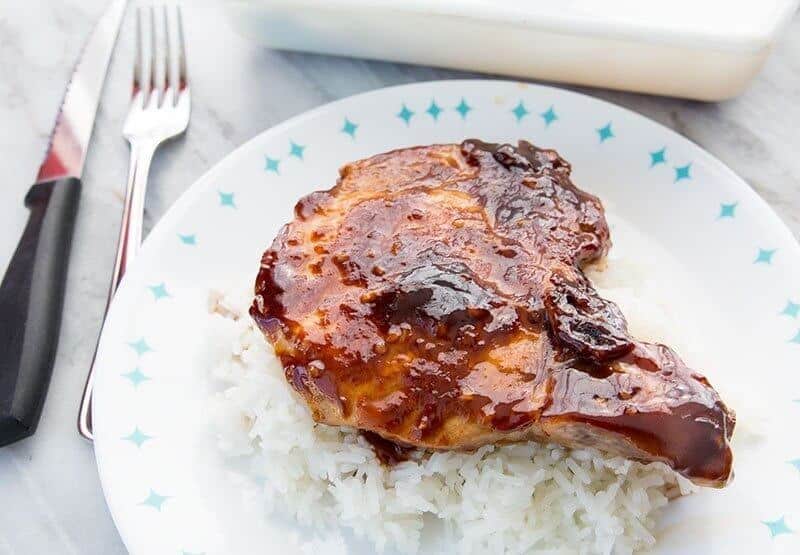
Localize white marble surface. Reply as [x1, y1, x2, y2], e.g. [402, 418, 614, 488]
[0, 1, 798, 553]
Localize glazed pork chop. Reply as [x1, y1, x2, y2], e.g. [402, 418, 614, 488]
[250, 140, 735, 487]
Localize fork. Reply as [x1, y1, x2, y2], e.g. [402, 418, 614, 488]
[78, 5, 190, 440]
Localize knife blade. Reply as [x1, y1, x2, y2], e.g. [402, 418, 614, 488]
[0, 0, 128, 447]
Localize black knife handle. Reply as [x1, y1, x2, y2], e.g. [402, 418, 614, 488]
[0, 177, 81, 446]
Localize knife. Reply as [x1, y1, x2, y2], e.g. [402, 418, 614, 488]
[0, 0, 128, 447]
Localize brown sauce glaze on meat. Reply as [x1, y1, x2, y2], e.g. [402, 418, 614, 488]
[250, 140, 735, 487]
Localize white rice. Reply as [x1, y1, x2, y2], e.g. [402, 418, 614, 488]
[206, 217, 700, 555]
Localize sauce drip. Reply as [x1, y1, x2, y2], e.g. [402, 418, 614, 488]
[362, 431, 413, 465]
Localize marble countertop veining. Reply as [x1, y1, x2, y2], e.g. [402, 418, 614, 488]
[0, 1, 798, 553]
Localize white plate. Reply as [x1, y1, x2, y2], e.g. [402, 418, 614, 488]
[93, 80, 800, 554]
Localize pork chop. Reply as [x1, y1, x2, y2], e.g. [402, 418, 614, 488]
[250, 140, 735, 487]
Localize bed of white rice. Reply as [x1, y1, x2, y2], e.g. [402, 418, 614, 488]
[206, 216, 700, 555]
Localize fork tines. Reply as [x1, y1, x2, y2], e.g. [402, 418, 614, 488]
[133, 5, 188, 108]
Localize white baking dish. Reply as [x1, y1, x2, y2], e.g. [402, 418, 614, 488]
[224, 0, 798, 100]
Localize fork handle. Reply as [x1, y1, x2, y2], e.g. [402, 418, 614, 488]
[78, 140, 156, 441]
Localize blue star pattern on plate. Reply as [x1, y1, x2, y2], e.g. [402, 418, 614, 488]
[455, 98, 472, 119]
[719, 203, 737, 218]
[754, 248, 776, 264]
[762, 516, 793, 538]
[674, 163, 692, 182]
[341, 118, 358, 138]
[148, 283, 170, 300]
[128, 338, 152, 356]
[218, 191, 235, 208]
[122, 368, 150, 387]
[289, 141, 305, 160]
[426, 100, 443, 121]
[264, 156, 280, 174]
[92, 84, 800, 549]
[511, 101, 529, 122]
[781, 300, 799, 318]
[140, 489, 170, 511]
[649, 148, 667, 167]
[397, 104, 414, 125]
[123, 427, 153, 448]
[540, 106, 557, 127]
[597, 122, 614, 143]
